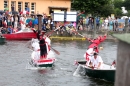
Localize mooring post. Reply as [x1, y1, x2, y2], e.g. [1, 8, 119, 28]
[93, 17, 97, 39]
[125, 18, 129, 33]
[113, 33, 130, 86]
[37, 14, 43, 30]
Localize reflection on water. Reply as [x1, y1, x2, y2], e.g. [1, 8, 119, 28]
[0, 40, 117, 86]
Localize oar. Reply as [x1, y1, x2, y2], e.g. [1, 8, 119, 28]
[72, 30, 87, 38]
[50, 46, 60, 55]
[46, 28, 59, 37]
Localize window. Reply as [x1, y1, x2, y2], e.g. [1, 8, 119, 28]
[11, 1, 16, 11]
[18, 2, 22, 12]
[4, 0, 8, 9]
[25, 2, 29, 10]
[31, 3, 36, 14]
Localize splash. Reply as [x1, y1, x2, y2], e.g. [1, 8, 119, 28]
[73, 64, 83, 77]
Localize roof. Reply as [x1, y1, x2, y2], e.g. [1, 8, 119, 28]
[113, 33, 130, 44]
[48, 6, 68, 9]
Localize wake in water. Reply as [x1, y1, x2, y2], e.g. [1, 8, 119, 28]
[73, 64, 86, 77]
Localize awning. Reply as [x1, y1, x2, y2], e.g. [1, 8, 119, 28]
[48, 6, 68, 9]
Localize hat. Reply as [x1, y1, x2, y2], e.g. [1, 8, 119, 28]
[93, 46, 97, 49]
[94, 53, 98, 55]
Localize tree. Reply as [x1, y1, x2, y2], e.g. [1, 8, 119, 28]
[113, 0, 123, 9]
[123, 0, 130, 11]
[99, 4, 115, 17]
[114, 8, 123, 17]
[72, 0, 112, 16]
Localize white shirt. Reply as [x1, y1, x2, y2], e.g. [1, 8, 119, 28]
[23, 11, 26, 14]
[90, 55, 103, 68]
[32, 41, 40, 51]
[45, 37, 51, 45]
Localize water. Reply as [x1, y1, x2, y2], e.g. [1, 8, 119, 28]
[0, 40, 117, 86]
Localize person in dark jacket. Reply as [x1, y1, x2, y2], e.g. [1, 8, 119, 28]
[37, 30, 47, 59]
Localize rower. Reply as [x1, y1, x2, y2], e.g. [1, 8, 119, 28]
[89, 53, 104, 69]
[85, 46, 98, 66]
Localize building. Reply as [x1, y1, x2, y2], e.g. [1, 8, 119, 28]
[0, 0, 71, 14]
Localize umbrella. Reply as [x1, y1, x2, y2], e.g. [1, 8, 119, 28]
[0, 10, 5, 14]
[31, 14, 36, 16]
[11, 11, 18, 15]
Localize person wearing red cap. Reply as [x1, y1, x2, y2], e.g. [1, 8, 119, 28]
[87, 33, 107, 50]
[85, 46, 99, 66]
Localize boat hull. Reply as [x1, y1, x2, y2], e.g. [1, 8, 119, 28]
[3, 32, 37, 40]
[38, 63, 54, 68]
[28, 58, 55, 69]
[77, 61, 115, 82]
[0, 37, 6, 43]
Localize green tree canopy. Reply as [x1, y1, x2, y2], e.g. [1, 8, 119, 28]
[113, 0, 123, 9]
[72, 0, 112, 16]
[123, 0, 130, 11]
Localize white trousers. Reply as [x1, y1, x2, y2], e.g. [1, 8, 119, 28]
[31, 51, 40, 61]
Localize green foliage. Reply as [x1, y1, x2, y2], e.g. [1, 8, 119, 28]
[123, 0, 130, 11]
[72, 0, 111, 16]
[99, 4, 115, 17]
[114, 8, 123, 17]
[113, 0, 123, 9]
[127, 10, 130, 16]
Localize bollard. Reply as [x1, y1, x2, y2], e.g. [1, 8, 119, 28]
[37, 14, 43, 30]
[113, 33, 130, 86]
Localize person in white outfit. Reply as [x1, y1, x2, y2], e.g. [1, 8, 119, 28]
[31, 39, 40, 61]
[89, 53, 104, 69]
[84, 47, 97, 66]
[43, 34, 55, 59]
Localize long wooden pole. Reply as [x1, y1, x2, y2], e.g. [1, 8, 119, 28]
[37, 14, 43, 31]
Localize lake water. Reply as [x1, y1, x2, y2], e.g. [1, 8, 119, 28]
[0, 40, 117, 86]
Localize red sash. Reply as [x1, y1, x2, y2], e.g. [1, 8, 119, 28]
[86, 53, 90, 61]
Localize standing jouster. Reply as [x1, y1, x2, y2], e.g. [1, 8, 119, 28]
[37, 30, 48, 59]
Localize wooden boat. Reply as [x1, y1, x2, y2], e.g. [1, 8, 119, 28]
[26, 58, 55, 70]
[75, 61, 116, 82]
[3, 32, 37, 40]
[0, 37, 6, 44]
[32, 58, 55, 67]
[26, 50, 56, 70]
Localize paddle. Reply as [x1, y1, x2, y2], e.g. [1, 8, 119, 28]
[72, 30, 87, 38]
[46, 28, 59, 37]
[50, 46, 60, 55]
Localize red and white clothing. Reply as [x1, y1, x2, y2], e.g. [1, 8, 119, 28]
[84, 48, 95, 66]
[31, 39, 40, 61]
[13, 28, 18, 33]
[44, 36, 55, 59]
[88, 35, 106, 48]
[90, 55, 103, 69]
[20, 11, 29, 15]
[43, 36, 51, 53]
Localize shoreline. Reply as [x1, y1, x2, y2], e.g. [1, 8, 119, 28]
[48, 30, 120, 41]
